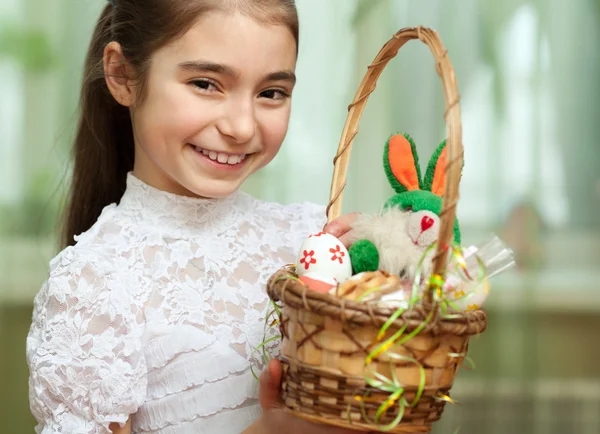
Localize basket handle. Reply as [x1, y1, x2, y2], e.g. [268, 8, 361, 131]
[326, 26, 463, 294]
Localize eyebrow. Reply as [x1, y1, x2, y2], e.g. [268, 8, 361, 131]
[178, 60, 296, 84]
[178, 61, 239, 77]
[265, 71, 296, 84]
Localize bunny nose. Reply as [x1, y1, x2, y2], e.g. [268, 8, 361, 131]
[421, 216, 435, 232]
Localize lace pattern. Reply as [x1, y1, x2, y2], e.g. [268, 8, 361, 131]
[27, 174, 326, 434]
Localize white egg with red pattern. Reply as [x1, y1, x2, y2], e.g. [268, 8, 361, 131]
[296, 232, 352, 283]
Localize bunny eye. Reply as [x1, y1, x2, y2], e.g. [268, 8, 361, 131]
[404, 206, 413, 212]
[399, 267, 407, 278]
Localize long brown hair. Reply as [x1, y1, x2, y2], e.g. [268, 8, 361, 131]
[61, 0, 299, 248]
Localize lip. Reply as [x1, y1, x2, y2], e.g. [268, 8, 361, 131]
[189, 144, 250, 170]
[409, 231, 419, 246]
[194, 146, 247, 158]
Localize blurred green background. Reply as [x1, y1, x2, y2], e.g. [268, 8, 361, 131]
[1, 0, 599, 433]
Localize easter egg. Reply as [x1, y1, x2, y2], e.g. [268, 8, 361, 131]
[296, 232, 352, 283]
[299, 273, 337, 294]
[444, 277, 490, 312]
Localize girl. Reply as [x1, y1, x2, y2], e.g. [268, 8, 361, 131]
[26, 1, 360, 433]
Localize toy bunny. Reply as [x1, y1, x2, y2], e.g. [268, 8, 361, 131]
[348, 132, 462, 281]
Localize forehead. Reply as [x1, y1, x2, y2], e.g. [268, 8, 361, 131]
[152, 11, 297, 76]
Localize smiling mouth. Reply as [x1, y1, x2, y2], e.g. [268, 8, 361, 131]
[411, 234, 424, 247]
[191, 145, 247, 165]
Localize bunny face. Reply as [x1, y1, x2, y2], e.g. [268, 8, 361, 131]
[407, 210, 440, 248]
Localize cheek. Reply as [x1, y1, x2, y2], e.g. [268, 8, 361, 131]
[257, 107, 291, 153]
[134, 84, 209, 147]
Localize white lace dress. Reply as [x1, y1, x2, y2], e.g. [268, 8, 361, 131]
[26, 174, 326, 434]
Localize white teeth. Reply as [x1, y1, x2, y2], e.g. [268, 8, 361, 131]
[193, 146, 246, 165]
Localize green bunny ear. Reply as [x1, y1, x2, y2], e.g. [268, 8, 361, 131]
[383, 133, 423, 194]
[423, 139, 465, 196]
[423, 139, 449, 196]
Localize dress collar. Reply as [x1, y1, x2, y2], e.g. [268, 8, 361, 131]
[118, 173, 248, 238]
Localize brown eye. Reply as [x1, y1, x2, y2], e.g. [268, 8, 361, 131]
[259, 89, 289, 100]
[191, 79, 218, 92]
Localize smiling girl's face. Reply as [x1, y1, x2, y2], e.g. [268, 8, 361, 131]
[105, 11, 297, 198]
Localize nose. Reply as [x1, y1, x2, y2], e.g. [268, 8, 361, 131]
[216, 99, 256, 144]
[421, 215, 435, 232]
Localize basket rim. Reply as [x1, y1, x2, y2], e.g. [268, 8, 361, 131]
[267, 266, 487, 337]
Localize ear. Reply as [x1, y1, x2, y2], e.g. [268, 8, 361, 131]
[383, 133, 422, 194]
[104, 41, 136, 107]
[423, 139, 450, 196]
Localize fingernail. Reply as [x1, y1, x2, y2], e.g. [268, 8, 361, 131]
[324, 223, 338, 236]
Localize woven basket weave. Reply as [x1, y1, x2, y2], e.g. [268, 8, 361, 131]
[266, 26, 487, 433]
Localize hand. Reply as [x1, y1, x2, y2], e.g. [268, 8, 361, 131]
[323, 212, 361, 248]
[258, 359, 366, 434]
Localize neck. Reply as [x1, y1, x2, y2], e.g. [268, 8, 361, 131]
[117, 172, 245, 238]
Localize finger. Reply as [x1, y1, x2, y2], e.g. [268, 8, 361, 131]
[259, 359, 283, 410]
[323, 212, 360, 236]
[324, 212, 361, 238]
[268, 358, 282, 387]
[337, 230, 356, 249]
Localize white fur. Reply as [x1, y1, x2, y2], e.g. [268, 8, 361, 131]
[349, 208, 439, 279]
[407, 210, 440, 247]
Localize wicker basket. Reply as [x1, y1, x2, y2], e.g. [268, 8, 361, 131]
[266, 26, 487, 433]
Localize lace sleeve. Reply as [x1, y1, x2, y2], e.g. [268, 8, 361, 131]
[26, 249, 147, 434]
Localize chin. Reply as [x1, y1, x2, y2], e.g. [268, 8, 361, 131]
[183, 177, 245, 199]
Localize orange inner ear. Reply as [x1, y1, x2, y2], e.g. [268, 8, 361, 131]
[389, 135, 420, 191]
[431, 146, 447, 196]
